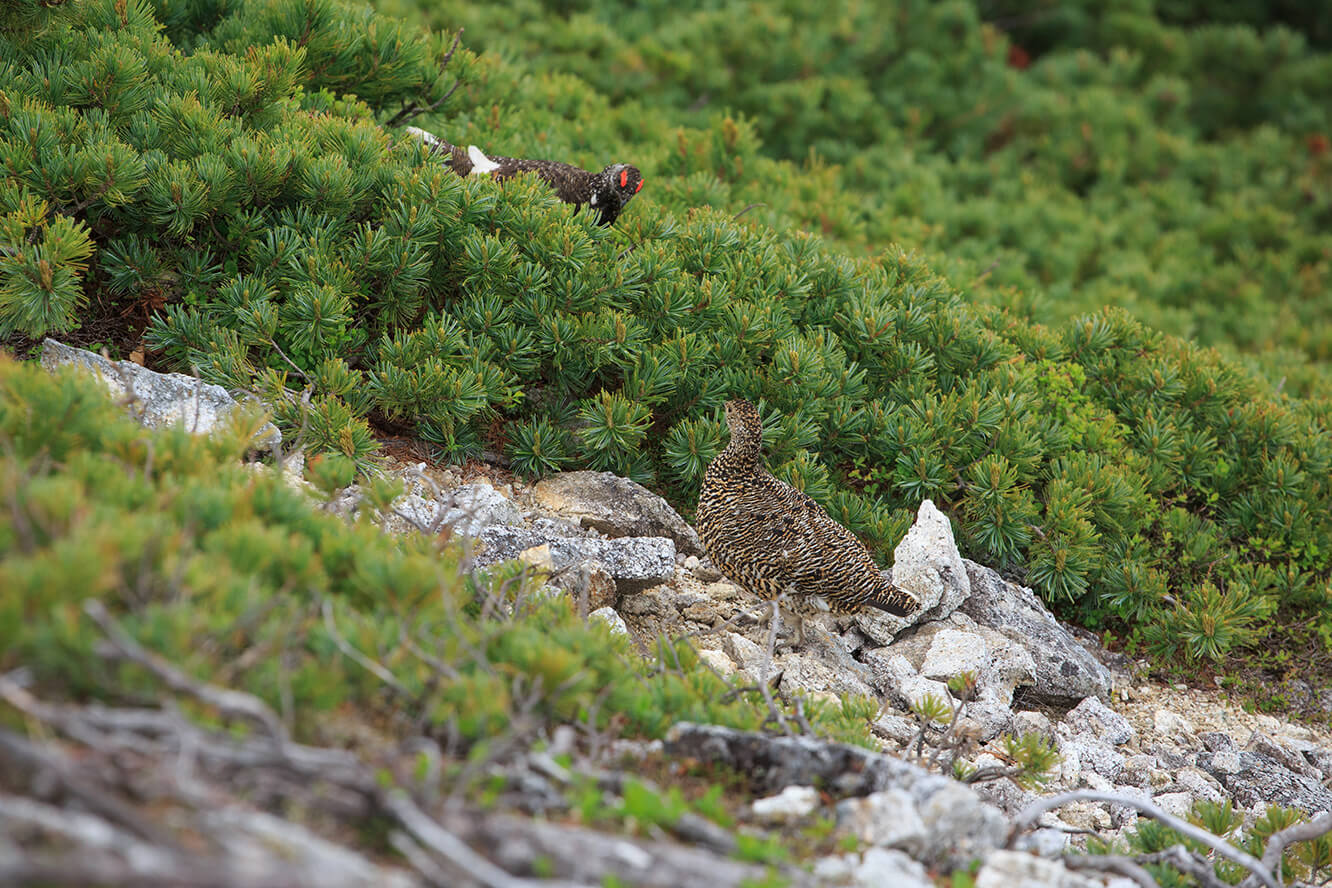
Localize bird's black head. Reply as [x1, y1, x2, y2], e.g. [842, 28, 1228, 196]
[588, 163, 644, 225]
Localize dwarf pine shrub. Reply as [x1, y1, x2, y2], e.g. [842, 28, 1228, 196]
[1, 0, 1330, 666]
[398, 0, 1332, 388]
[0, 358, 879, 743]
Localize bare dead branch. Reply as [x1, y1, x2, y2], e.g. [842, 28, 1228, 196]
[960, 764, 1025, 784]
[1154, 845, 1232, 888]
[84, 599, 289, 747]
[381, 790, 566, 888]
[1245, 811, 1332, 888]
[1061, 852, 1160, 888]
[758, 597, 792, 736]
[0, 730, 179, 848]
[1009, 790, 1278, 888]
[385, 30, 465, 128]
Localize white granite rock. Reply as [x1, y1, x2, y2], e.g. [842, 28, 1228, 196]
[589, 607, 628, 637]
[836, 789, 927, 853]
[919, 628, 990, 681]
[975, 849, 1103, 888]
[960, 560, 1113, 706]
[916, 781, 1009, 865]
[1153, 708, 1196, 739]
[436, 481, 523, 535]
[1062, 697, 1135, 746]
[1151, 791, 1195, 818]
[751, 786, 819, 824]
[473, 526, 676, 591]
[532, 470, 703, 555]
[1058, 733, 1127, 783]
[696, 648, 736, 678]
[851, 848, 931, 888]
[856, 500, 969, 643]
[41, 338, 280, 447]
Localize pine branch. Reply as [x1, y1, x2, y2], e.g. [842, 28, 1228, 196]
[384, 29, 464, 128]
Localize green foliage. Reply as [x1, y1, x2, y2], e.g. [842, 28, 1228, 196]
[998, 732, 1061, 790]
[393, 0, 1332, 391]
[0, 359, 860, 747]
[2, 0, 1331, 665]
[911, 676, 1059, 790]
[0, 191, 95, 337]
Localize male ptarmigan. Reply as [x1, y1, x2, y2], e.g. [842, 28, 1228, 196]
[408, 128, 643, 226]
[696, 399, 919, 645]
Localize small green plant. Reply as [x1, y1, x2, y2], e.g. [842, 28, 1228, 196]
[733, 833, 789, 865]
[908, 671, 1059, 789]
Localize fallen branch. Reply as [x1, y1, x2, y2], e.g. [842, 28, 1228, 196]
[1060, 851, 1160, 888]
[1009, 789, 1278, 888]
[381, 790, 584, 888]
[1245, 810, 1332, 888]
[85, 599, 288, 747]
[0, 729, 178, 848]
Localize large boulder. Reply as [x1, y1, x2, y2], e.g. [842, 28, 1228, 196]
[472, 526, 676, 592]
[532, 471, 703, 556]
[856, 500, 970, 644]
[959, 560, 1113, 706]
[436, 481, 524, 535]
[41, 339, 280, 448]
[384, 479, 524, 536]
[664, 723, 1007, 867]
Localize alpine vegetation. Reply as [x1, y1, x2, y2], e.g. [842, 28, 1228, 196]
[0, 0, 1329, 670]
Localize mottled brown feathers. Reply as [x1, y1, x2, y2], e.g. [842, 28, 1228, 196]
[696, 399, 920, 619]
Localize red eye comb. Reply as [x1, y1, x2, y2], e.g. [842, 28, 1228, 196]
[620, 170, 629, 188]
[635, 179, 643, 193]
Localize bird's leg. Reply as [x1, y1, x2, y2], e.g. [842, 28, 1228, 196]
[766, 599, 784, 652]
[769, 602, 802, 654]
[792, 610, 807, 649]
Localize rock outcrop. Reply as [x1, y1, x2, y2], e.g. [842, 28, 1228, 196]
[41, 339, 280, 448]
[531, 470, 704, 556]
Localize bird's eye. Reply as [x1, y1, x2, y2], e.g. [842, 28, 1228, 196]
[619, 169, 629, 188]
[635, 179, 643, 193]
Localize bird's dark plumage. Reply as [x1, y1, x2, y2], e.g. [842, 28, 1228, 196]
[409, 129, 643, 226]
[696, 400, 920, 626]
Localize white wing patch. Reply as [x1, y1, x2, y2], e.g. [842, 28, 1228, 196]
[467, 145, 500, 175]
[590, 193, 598, 206]
[405, 126, 440, 149]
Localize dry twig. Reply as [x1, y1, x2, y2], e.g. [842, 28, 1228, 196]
[1010, 789, 1279, 888]
[85, 599, 288, 747]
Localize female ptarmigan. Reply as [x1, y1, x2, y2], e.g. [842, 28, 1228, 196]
[407, 128, 643, 226]
[696, 399, 919, 644]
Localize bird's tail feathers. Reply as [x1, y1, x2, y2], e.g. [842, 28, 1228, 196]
[467, 145, 500, 175]
[865, 579, 920, 617]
